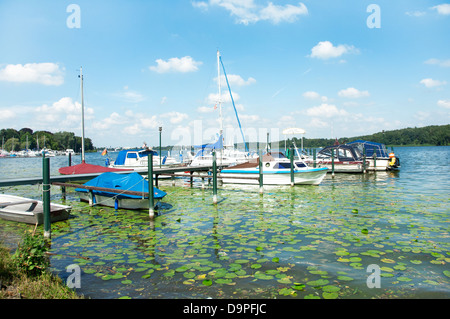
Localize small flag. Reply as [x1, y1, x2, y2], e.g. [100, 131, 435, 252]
[214, 104, 217, 110]
[101, 148, 107, 156]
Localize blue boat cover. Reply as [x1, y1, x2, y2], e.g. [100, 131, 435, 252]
[75, 172, 166, 199]
[113, 149, 157, 166]
[194, 134, 224, 150]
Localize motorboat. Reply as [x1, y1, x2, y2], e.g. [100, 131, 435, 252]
[220, 152, 328, 185]
[0, 194, 71, 225]
[305, 144, 369, 173]
[346, 140, 400, 171]
[76, 172, 167, 210]
[108, 147, 179, 170]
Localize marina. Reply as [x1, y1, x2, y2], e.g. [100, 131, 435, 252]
[0, 146, 449, 299]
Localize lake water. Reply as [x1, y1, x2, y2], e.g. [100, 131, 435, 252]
[0, 146, 449, 299]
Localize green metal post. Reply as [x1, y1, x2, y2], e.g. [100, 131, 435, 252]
[258, 151, 263, 194]
[373, 153, 377, 170]
[148, 154, 155, 218]
[290, 147, 294, 187]
[313, 149, 316, 168]
[159, 127, 162, 168]
[43, 157, 51, 239]
[331, 148, 335, 177]
[213, 151, 218, 204]
[363, 148, 367, 173]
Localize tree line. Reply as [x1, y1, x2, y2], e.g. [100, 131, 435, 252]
[0, 128, 94, 152]
[285, 124, 450, 149]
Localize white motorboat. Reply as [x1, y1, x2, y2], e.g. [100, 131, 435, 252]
[108, 148, 179, 170]
[221, 152, 328, 185]
[0, 194, 71, 225]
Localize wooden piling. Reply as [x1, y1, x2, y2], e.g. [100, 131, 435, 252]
[43, 157, 51, 239]
[148, 154, 155, 218]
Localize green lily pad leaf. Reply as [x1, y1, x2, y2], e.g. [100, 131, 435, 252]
[351, 209, 359, 214]
[292, 284, 306, 291]
[121, 280, 132, 284]
[337, 276, 354, 281]
[272, 257, 280, 263]
[323, 292, 339, 299]
[251, 263, 262, 269]
[306, 279, 329, 287]
[322, 285, 340, 293]
[397, 276, 412, 282]
[215, 278, 233, 285]
[202, 279, 213, 286]
[444, 270, 450, 278]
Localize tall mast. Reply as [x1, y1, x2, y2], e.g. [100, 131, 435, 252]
[217, 50, 223, 136]
[80, 67, 86, 163]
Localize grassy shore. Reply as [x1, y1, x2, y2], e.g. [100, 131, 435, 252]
[0, 234, 83, 299]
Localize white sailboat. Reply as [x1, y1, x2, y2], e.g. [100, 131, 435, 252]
[189, 51, 256, 167]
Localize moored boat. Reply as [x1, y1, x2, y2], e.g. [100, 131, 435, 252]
[75, 172, 167, 210]
[221, 152, 328, 185]
[0, 194, 71, 224]
[305, 144, 368, 173]
[346, 140, 400, 171]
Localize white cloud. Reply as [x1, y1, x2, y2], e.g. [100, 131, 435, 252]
[305, 103, 348, 118]
[309, 41, 359, 60]
[0, 63, 64, 86]
[431, 4, 450, 15]
[207, 91, 240, 105]
[405, 10, 426, 17]
[259, 2, 308, 24]
[216, 74, 256, 87]
[420, 78, 447, 88]
[0, 109, 15, 121]
[338, 87, 370, 98]
[303, 91, 328, 102]
[193, 0, 308, 25]
[437, 99, 450, 108]
[161, 111, 189, 124]
[425, 58, 450, 67]
[114, 87, 145, 103]
[197, 106, 216, 113]
[149, 56, 202, 73]
[35, 97, 94, 128]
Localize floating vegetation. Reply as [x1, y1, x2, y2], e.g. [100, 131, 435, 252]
[1, 148, 450, 299]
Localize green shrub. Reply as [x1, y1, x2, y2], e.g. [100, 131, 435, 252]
[12, 232, 49, 277]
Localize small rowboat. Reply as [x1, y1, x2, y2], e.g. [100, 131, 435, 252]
[0, 194, 71, 225]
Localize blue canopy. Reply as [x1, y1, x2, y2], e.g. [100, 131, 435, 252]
[113, 149, 157, 166]
[194, 134, 224, 150]
[75, 172, 166, 199]
[347, 140, 389, 158]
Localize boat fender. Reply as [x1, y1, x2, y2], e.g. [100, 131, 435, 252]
[105, 158, 110, 166]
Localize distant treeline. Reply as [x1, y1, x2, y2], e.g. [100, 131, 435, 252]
[285, 124, 450, 149]
[0, 128, 94, 152]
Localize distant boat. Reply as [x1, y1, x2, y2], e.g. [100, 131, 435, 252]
[0, 194, 71, 225]
[75, 172, 167, 210]
[65, 149, 75, 156]
[346, 140, 400, 171]
[304, 144, 368, 173]
[108, 147, 179, 170]
[221, 152, 328, 185]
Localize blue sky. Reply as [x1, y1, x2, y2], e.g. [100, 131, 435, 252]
[0, 0, 449, 148]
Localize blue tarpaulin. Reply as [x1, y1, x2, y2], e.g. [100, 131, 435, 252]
[75, 172, 166, 199]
